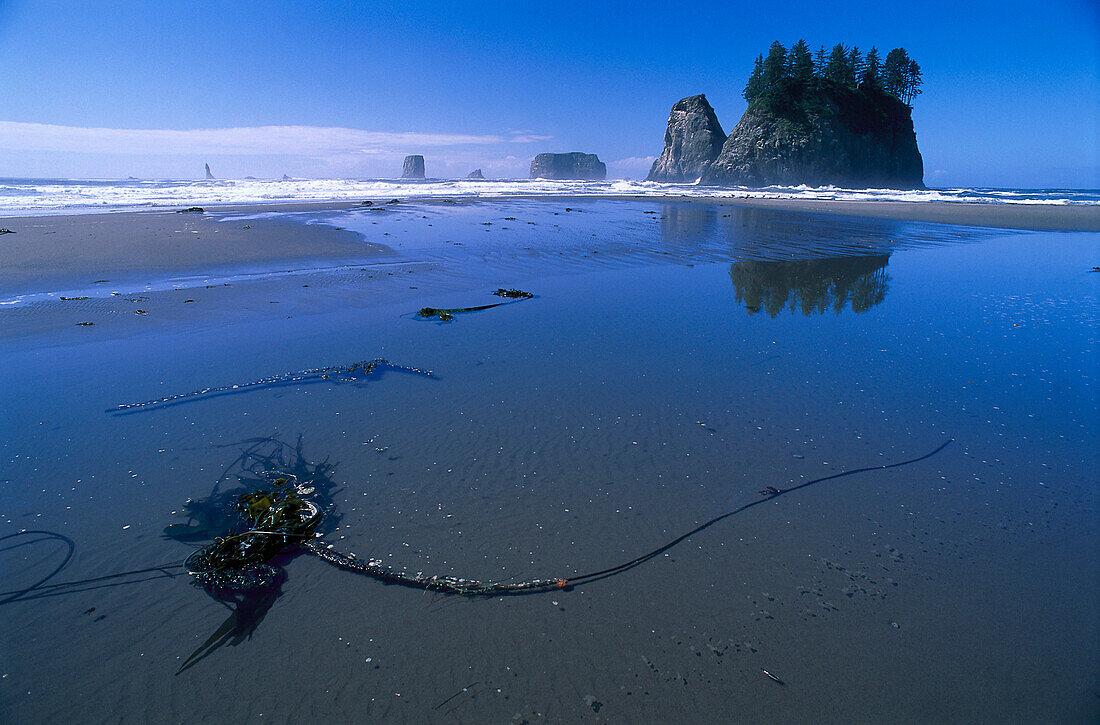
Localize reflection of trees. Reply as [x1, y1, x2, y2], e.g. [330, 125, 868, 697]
[730, 254, 890, 316]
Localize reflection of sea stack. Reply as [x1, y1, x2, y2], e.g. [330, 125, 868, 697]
[730, 255, 891, 316]
[402, 155, 426, 179]
[204, 163, 216, 180]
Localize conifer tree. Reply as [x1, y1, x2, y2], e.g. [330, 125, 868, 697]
[789, 39, 814, 85]
[847, 46, 864, 88]
[824, 43, 849, 85]
[744, 55, 765, 101]
[882, 48, 910, 98]
[814, 45, 828, 76]
[902, 59, 923, 105]
[762, 41, 789, 91]
[861, 46, 881, 90]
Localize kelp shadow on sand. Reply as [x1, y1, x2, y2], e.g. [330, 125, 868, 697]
[167, 435, 341, 674]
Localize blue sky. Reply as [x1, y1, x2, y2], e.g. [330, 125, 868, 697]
[0, 0, 1096, 187]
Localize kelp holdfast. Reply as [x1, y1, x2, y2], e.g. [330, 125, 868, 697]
[184, 475, 322, 589]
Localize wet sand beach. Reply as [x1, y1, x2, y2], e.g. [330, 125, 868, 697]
[648, 195, 1100, 231]
[2, 191, 1097, 295]
[0, 198, 1096, 722]
[0, 203, 387, 298]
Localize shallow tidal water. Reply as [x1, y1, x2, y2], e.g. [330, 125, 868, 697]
[1, 201, 1097, 723]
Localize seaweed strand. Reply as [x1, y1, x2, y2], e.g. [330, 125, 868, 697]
[113, 359, 431, 412]
[299, 438, 953, 596]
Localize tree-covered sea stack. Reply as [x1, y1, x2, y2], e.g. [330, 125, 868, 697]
[702, 40, 925, 189]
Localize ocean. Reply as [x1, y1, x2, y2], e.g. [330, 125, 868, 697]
[0, 176, 1098, 215]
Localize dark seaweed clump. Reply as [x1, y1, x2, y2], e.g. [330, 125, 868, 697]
[493, 288, 534, 299]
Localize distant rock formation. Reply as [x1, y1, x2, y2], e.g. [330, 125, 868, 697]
[466, 168, 485, 179]
[204, 163, 216, 180]
[530, 152, 606, 180]
[282, 174, 292, 181]
[402, 155, 426, 179]
[702, 84, 923, 189]
[647, 95, 726, 182]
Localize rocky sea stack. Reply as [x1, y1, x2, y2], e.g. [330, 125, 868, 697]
[694, 41, 926, 189]
[647, 95, 726, 182]
[466, 168, 485, 179]
[530, 153, 606, 180]
[402, 155, 425, 179]
[702, 83, 923, 188]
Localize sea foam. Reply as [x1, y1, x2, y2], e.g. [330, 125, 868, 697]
[0, 177, 1096, 216]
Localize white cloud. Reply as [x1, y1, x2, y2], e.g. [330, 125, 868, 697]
[0, 121, 544, 157]
[607, 155, 656, 179]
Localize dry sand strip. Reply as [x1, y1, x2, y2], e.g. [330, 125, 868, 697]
[586, 195, 1100, 232]
[0, 204, 389, 295]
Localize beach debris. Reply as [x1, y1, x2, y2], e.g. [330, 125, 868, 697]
[173, 438, 953, 600]
[386, 198, 400, 204]
[492, 288, 534, 299]
[416, 289, 535, 322]
[177, 206, 204, 213]
[433, 682, 480, 711]
[360, 200, 373, 206]
[59, 296, 89, 301]
[418, 307, 456, 321]
[305, 540, 569, 595]
[417, 302, 504, 321]
[1090, 266, 1100, 272]
[184, 474, 323, 589]
[0, 228, 14, 234]
[75, 321, 94, 326]
[135, 309, 147, 315]
[112, 358, 432, 412]
[761, 668, 786, 686]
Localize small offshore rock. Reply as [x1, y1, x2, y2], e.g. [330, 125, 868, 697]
[530, 152, 606, 180]
[0, 228, 14, 234]
[176, 206, 204, 213]
[466, 168, 485, 179]
[402, 155, 426, 179]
